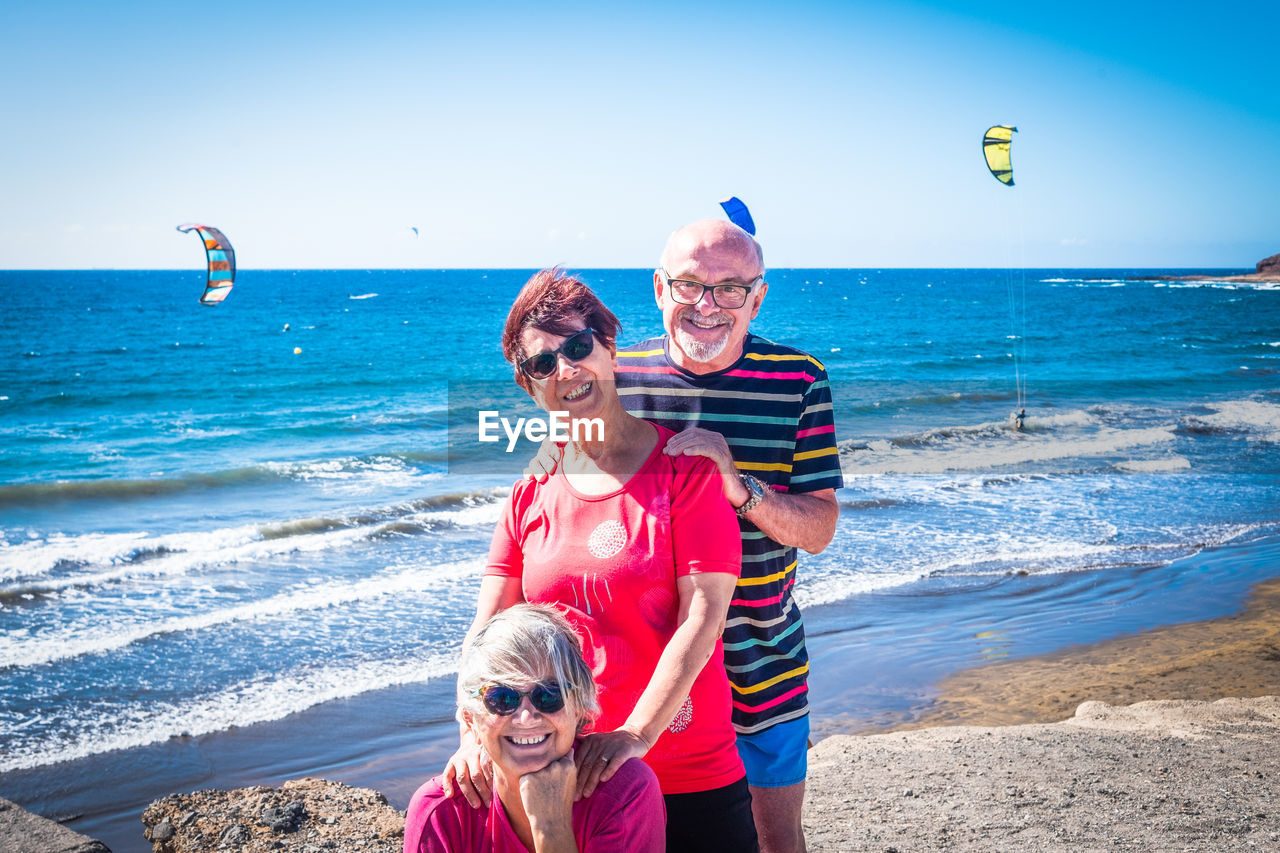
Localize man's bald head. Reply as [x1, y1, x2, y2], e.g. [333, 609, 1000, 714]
[653, 219, 769, 373]
[659, 219, 764, 277]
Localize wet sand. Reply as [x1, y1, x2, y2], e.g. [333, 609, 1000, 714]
[905, 576, 1280, 729]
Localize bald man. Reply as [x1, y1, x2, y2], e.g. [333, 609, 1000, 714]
[616, 220, 842, 853]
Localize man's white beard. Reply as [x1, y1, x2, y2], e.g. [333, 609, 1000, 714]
[674, 323, 730, 364]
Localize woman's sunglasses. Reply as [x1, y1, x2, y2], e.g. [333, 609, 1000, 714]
[518, 328, 597, 380]
[475, 682, 566, 716]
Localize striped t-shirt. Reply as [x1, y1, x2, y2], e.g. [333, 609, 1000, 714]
[615, 334, 844, 734]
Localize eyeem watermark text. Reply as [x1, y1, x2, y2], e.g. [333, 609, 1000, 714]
[478, 411, 604, 452]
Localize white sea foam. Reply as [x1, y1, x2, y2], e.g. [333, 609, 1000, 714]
[797, 569, 925, 608]
[0, 489, 503, 593]
[0, 524, 365, 592]
[1196, 399, 1280, 441]
[797, 526, 1134, 608]
[0, 652, 460, 773]
[0, 558, 484, 669]
[841, 424, 1176, 477]
[264, 455, 425, 495]
[1115, 456, 1191, 474]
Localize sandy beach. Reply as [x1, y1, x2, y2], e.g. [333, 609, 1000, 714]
[801, 577, 1280, 851]
[804, 696, 1280, 851]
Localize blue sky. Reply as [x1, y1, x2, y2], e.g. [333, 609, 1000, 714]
[2, 1, 1277, 269]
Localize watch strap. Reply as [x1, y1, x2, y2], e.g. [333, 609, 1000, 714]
[735, 474, 766, 517]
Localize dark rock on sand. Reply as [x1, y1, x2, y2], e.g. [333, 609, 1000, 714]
[1257, 252, 1280, 275]
[140, 778, 401, 853]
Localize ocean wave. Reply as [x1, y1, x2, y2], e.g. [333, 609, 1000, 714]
[837, 410, 1175, 477]
[1114, 456, 1192, 474]
[0, 489, 506, 592]
[1154, 281, 1280, 292]
[0, 454, 454, 509]
[0, 652, 460, 773]
[837, 497, 904, 510]
[0, 493, 503, 592]
[0, 558, 484, 670]
[1187, 399, 1280, 441]
[802, 521, 1279, 612]
[0, 469, 280, 507]
[798, 568, 925, 608]
[835, 390, 1014, 416]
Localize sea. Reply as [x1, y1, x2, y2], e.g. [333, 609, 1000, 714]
[2, 268, 1279, 850]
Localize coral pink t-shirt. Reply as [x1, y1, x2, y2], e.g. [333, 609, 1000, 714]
[485, 424, 745, 795]
[404, 756, 664, 853]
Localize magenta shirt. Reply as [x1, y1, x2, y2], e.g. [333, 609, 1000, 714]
[403, 756, 665, 853]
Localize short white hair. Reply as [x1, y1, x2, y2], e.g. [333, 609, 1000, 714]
[457, 604, 600, 727]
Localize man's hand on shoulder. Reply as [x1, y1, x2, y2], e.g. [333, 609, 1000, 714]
[662, 427, 750, 507]
[522, 439, 564, 483]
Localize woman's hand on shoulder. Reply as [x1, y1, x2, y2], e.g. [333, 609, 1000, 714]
[571, 727, 652, 800]
[441, 736, 493, 808]
[522, 439, 565, 482]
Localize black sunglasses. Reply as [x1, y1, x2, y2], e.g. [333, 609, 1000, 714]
[518, 328, 597, 380]
[475, 682, 566, 716]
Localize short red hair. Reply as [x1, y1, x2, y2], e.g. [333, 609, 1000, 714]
[502, 268, 621, 392]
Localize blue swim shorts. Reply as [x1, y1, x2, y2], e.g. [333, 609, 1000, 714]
[735, 714, 809, 788]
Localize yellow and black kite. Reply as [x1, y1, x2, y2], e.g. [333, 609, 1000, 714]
[982, 126, 1017, 186]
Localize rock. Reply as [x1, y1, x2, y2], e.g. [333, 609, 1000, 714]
[141, 779, 402, 853]
[1257, 253, 1280, 275]
[150, 818, 175, 842]
[219, 824, 249, 846]
[0, 796, 112, 853]
[260, 802, 305, 833]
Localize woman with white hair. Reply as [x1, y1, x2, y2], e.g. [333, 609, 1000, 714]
[405, 604, 665, 852]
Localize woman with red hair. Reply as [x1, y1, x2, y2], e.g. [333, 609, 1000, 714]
[444, 269, 759, 852]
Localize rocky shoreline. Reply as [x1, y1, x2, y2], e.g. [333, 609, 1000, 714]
[140, 779, 403, 853]
[117, 696, 1277, 853]
[1126, 272, 1280, 284]
[1124, 251, 1280, 284]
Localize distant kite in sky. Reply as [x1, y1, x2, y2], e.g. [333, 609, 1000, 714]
[719, 196, 756, 235]
[410, 226, 419, 238]
[176, 223, 236, 305]
[982, 126, 1017, 186]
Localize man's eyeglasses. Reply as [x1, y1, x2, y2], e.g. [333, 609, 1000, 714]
[473, 682, 566, 716]
[518, 328, 597, 380]
[659, 269, 762, 310]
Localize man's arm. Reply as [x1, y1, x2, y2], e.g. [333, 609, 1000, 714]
[662, 428, 838, 554]
[740, 486, 838, 556]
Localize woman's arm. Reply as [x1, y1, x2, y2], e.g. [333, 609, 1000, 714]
[442, 574, 525, 807]
[573, 570, 736, 798]
[519, 751, 580, 853]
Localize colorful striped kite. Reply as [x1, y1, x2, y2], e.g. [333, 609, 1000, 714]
[176, 223, 236, 305]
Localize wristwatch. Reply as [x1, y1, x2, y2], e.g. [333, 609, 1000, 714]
[735, 474, 767, 517]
